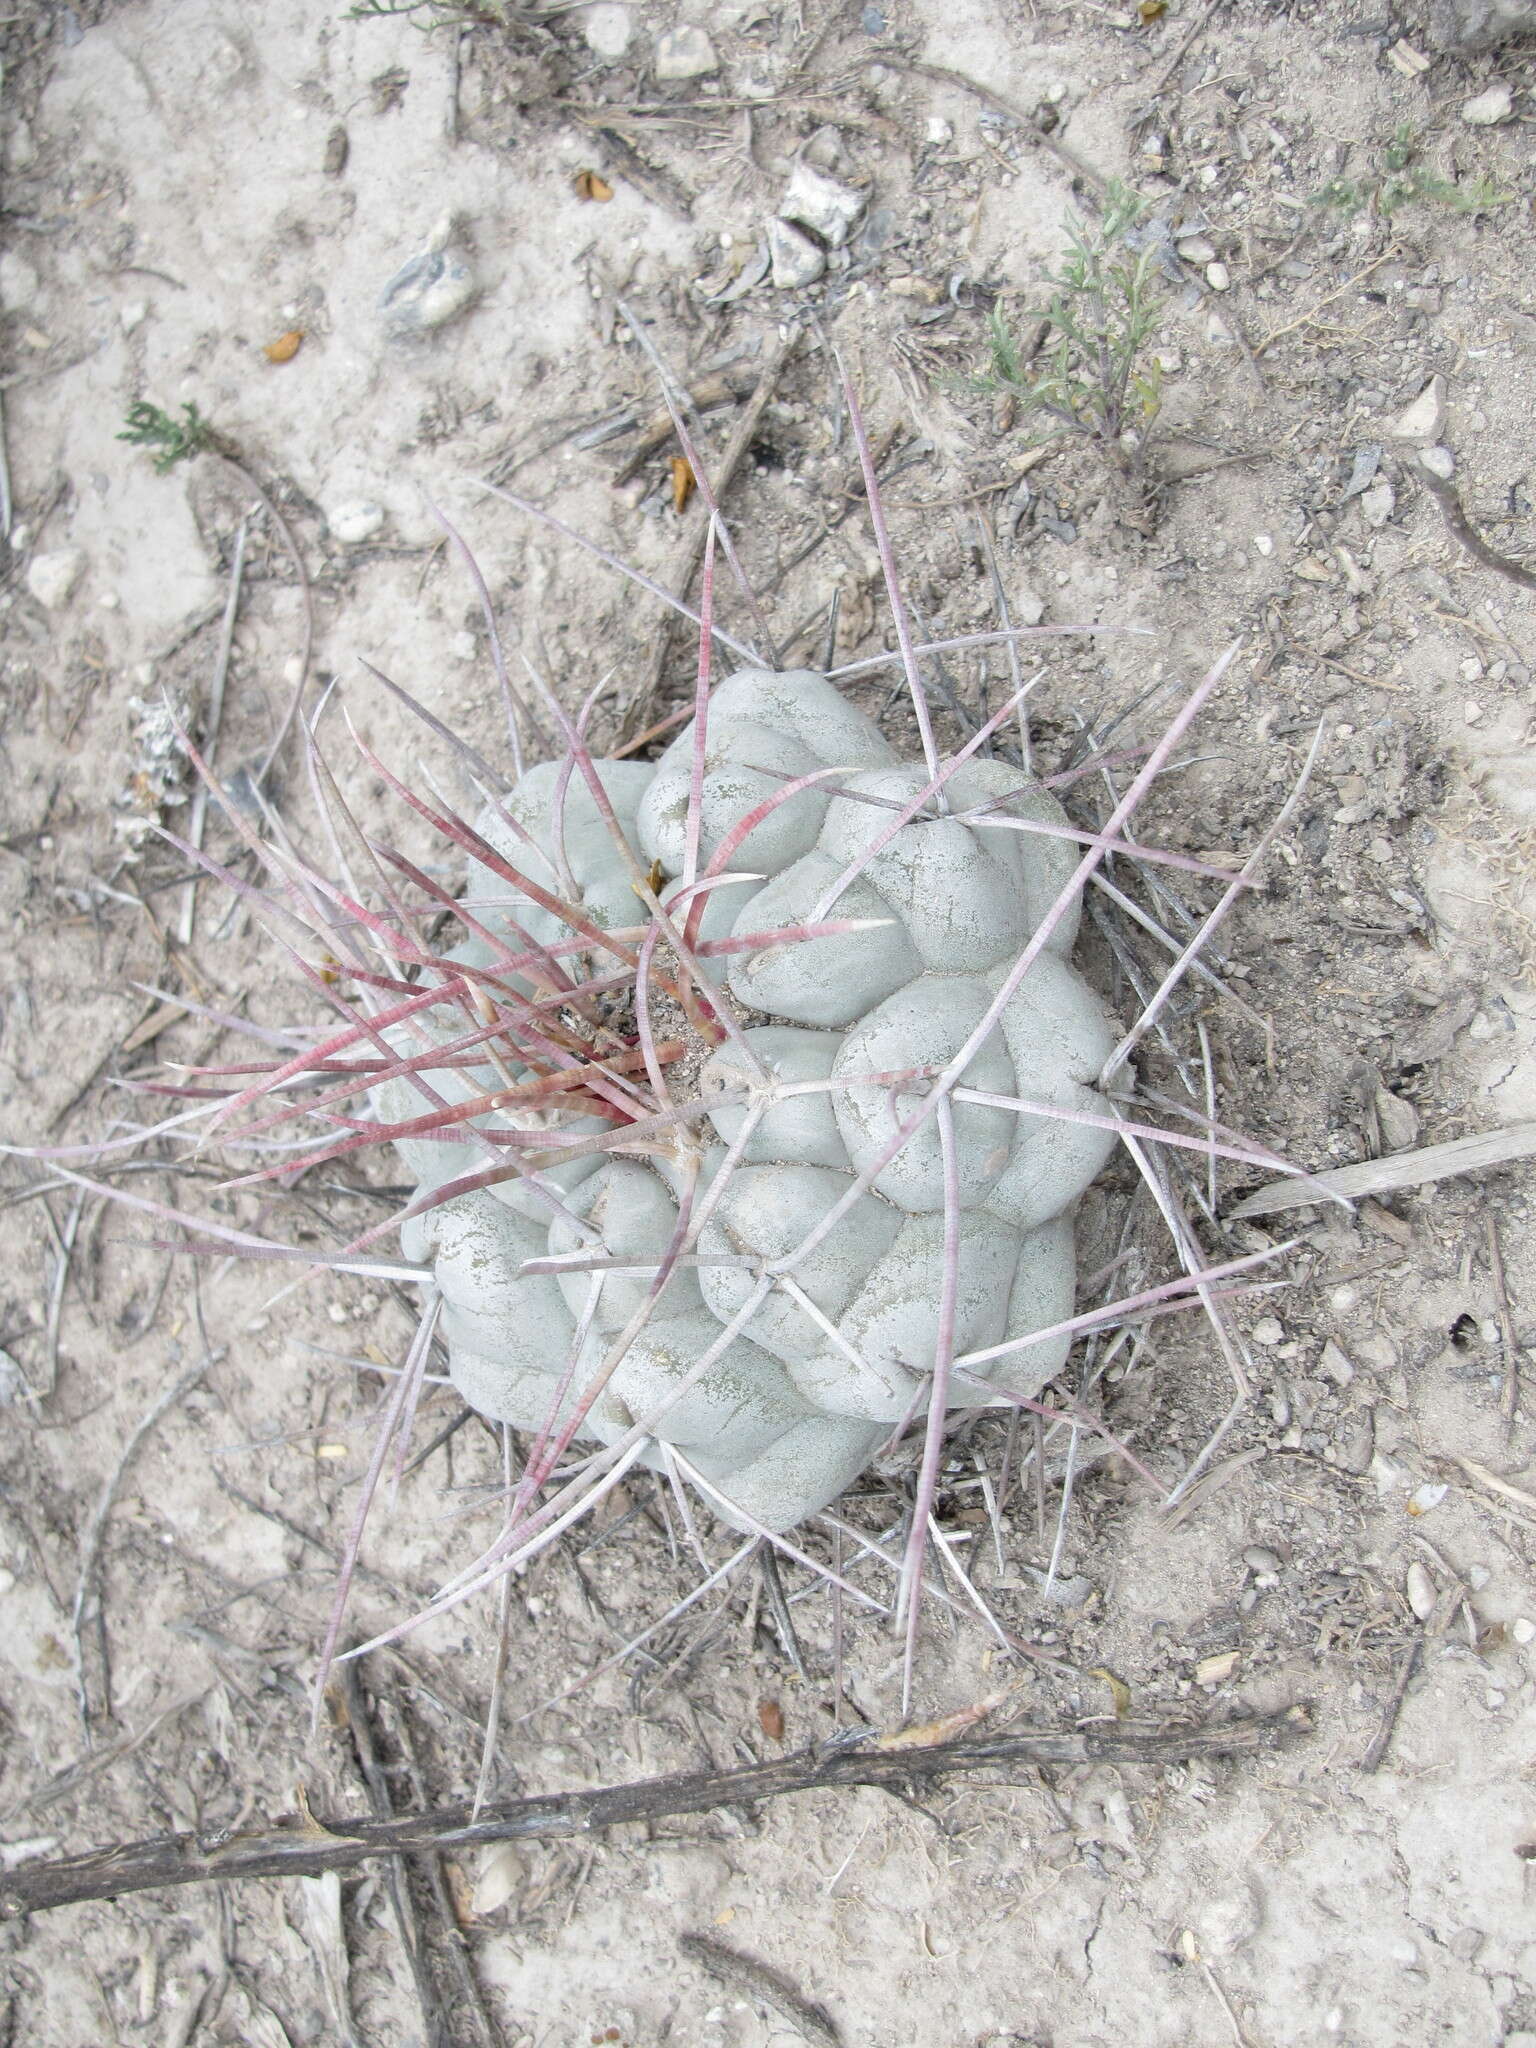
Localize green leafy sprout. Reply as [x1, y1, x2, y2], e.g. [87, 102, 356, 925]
[117, 401, 214, 476]
[976, 181, 1166, 489]
[1311, 124, 1510, 217]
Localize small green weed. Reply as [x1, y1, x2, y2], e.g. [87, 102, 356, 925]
[117, 401, 214, 475]
[976, 182, 1166, 510]
[1311, 124, 1510, 217]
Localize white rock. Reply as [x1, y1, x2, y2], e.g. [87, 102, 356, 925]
[326, 500, 386, 546]
[379, 243, 477, 339]
[1252, 1315, 1284, 1345]
[767, 217, 825, 289]
[581, 3, 634, 60]
[1205, 309, 1235, 346]
[1252, 533, 1274, 557]
[654, 25, 717, 80]
[1513, 1616, 1535, 1645]
[1390, 375, 1447, 444]
[26, 548, 84, 610]
[925, 116, 953, 145]
[1419, 444, 1455, 480]
[1176, 234, 1216, 264]
[1014, 584, 1046, 628]
[1406, 1560, 1436, 1621]
[119, 299, 149, 334]
[780, 161, 865, 248]
[1204, 259, 1231, 293]
[1360, 479, 1396, 527]
[1461, 83, 1514, 125]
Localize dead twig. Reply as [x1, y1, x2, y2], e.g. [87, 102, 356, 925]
[0, 1707, 1311, 1916]
[621, 329, 797, 739]
[1227, 1120, 1536, 1220]
[679, 1931, 842, 2048]
[1487, 1212, 1522, 1429]
[1418, 462, 1536, 594]
[892, 58, 1108, 198]
[1359, 1633, 1422, 1773]
[70, 1350, 221, 1728]
[333, 1663, 458, 2048]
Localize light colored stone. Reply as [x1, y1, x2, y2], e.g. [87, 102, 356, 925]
[26, 548, 84, 610]
[1252, 1315, 1284, 1346]
[654, 24, 717, 79]
[379, 236, 476, 339]
[326, 500, 386, 546]
[1176, 234, 1216, 263]
[580, 2, 634, 59]
[1513, 1616, 1535, 1644]
[1419, 444, 1456, 479]
[780, 161, 865, 248]
[1204, 259, 1231, 292]
[767, 216, 825, 289]
[1406, 1560, 1436, 1621]
[1361, 479, 1396, 527]
[1461, 81, 1514, 123]
[1390, 375, 1448, 444]
[119, 299, 149, 334]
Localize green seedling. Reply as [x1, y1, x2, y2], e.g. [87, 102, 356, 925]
[117, 400, 214, 475]
[977, 182, 1166, 516]
[1311, 123, 1510, 217]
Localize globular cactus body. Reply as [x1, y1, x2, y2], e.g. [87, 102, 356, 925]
[390, 669, 1119, 1533]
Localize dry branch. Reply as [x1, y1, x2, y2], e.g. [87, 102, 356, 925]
[1226, 1121, 1536, 1219]
[1, 1707, 1310, 1919]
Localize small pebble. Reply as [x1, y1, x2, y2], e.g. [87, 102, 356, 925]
[25, 548, 84, 610]
[379, 235, 476, 339]
[1252, 533, 1273, 557]
[450, 630, 478, 661]
[1319, 1339, 1355, 1385]
[1243, 1545, 1283, 1575]
[1487, 1687, 1506, 1709]
[1465, 700, 1484, 724]
[326, 500, 385, 546]
[1406, 1560, 1436, 1621]
[1461, 82, 1513, 126]
[925, 116, 953, 145]
[654, 24, 717, 80]
[581, 2, 634, 60]
[780, 161, 864, 247]
[767, 216, 825, 289]
[1418, 445, 1455, 480]
[1390, 375, 1447, 445]
[1513, 1616, 1535, 1645]
[1205, 309, 1235, 345]
[1360, 479, 1395, 528]
[119, 299, 148, 334]
[1177, 234, 1216, 264]
[1252, 1315, 1284, 1346]
[1204, 259, 1231, 293]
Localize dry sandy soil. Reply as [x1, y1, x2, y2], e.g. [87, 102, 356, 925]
[3, 0, 1536, 2042]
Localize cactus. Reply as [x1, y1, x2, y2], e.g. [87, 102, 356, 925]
[390, 664, 1122, 1537]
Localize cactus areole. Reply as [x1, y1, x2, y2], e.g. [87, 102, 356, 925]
[387, 669, 1120, 1533]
